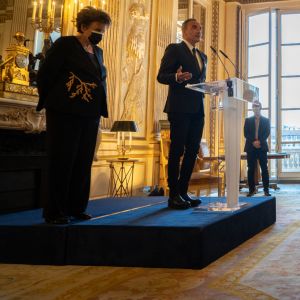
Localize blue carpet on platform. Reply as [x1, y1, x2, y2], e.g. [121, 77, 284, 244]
[0, 197, 166, 264]
[0, 196, 276, 268]
[0, 196, 166, 225]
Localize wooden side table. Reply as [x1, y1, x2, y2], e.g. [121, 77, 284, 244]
[107, 159, 138, 197]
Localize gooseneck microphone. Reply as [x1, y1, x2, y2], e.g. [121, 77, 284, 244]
[219, 49, 245, 81]
[210, 46, 233, 96]
[210, 46, 231, 79]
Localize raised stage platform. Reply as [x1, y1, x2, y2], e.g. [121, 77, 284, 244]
[0, 196, 276, 269]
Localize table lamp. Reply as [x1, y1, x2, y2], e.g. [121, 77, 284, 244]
[111, 121, 139, 159]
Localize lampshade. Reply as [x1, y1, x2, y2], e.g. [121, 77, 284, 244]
[111, 121, 139, 132]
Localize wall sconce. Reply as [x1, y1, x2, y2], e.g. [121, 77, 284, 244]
[111, 121, 138, 159]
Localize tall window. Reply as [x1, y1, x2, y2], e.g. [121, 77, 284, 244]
[279, 11, 300, 175]
[247, 10, 300, 179]
[247, 11, 274, 176]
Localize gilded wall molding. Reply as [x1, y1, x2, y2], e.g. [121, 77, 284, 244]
[210, 0, 219, 83]
[235, 5, 241, 78]
[99, 0, 120, 131]
[152, 0, 175, 138]
[200, 5, 206, 52]
[209, 0, 220, 156]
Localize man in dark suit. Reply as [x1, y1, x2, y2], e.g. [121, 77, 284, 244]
[157, 19, 207, 209]
[244, 100, 271, 197]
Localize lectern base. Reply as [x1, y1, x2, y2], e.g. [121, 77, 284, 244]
[194, 201, 249, 212]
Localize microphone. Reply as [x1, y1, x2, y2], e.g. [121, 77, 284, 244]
[210, 46, 233, 96]
[219, 49, 245, 81]
[210, 46, 231, 79]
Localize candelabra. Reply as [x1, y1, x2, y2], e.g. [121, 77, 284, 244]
[31, 0, 63, 38]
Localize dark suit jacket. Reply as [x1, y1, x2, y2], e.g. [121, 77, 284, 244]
[244, 115, 270, 152]
[157, 42, 207, 116]
[36, 36, 108, 118]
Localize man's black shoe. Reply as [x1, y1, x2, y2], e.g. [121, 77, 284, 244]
[247, 191, 255, 197]
[168, 195, 191, 209]
[264, 191, 271, 197]
[180, 194, 202, 207]
[45, 216, 70, 225]
[72, 212, 92, 220]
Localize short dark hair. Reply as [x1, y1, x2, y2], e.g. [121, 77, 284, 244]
[76, 6, 111, 33]
[182, 18, 197, 31]
[252, 100, 262, 109]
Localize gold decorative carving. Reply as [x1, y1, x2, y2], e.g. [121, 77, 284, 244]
[120, 0, 149, 130]
[0, 104, 46, 132]
[66, 72, 97, 102]
[209, 0, 220, 157]
[0, 81, 38, 95]
[0, 81, 39, 101]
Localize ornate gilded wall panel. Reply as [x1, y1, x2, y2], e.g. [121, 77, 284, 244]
[152, 0, 176, 138]
[10, 0, 29, 44]
[100, 0, 120, 130]
[119, 0, 150, 138]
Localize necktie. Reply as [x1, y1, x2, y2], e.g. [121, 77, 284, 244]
[192, 48, 201, 73]
[255, 117, 260, 140]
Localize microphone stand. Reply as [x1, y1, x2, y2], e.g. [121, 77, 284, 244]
[219, 49, 246, 81]
[210, 46, 233, 97]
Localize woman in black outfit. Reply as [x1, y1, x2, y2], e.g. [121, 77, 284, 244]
[37, 7, 111, 224]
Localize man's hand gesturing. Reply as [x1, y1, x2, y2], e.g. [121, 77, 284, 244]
[176, 65, 192, 83]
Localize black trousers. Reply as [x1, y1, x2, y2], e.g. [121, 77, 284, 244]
[246, 149, 269, 192]
[167, 113, 204, 197]
[43, 109, 100, 219]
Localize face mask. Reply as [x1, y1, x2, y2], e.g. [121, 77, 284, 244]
[89, 31, 103, 45]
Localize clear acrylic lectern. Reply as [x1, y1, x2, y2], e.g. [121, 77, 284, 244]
[186, 78, 259, 211]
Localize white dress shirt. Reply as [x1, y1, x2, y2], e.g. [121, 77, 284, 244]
[182, 39, 203, 71]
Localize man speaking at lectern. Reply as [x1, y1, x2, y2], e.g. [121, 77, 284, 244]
[157, 19, 207, 209]
[244, 100, 271, 197]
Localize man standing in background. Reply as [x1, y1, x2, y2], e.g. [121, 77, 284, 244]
[244, 100, 271, 197]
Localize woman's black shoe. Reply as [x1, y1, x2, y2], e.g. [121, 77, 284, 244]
[168, 195, 191, 209]
[45, 216, 70, 224]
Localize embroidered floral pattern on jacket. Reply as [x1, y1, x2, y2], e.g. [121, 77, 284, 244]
[66, 72, 97, 102]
